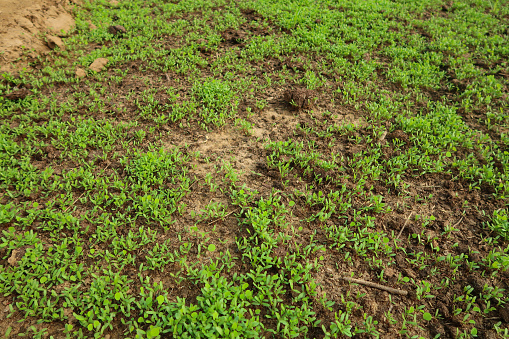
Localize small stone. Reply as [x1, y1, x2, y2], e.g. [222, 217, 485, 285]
[89, 58, 109, 72]
[109, 0, 119, 5]
[75, 68, 86, 78]
[104, 335, 111, 339]
[108, 25, 127, 36]
[46, 35, 65, 50]
[3, 305, 9, 313]
[88, 22, 97, 30]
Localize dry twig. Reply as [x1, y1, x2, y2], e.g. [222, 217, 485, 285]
[340, 276, 408, 296]
[396, 211, 414, 239]
[451, 216, 464, 229]
[64, 192, 86, 213]
[207, 209, 238, 225]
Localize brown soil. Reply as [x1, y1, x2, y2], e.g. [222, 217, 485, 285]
[0, 0, 75, 73]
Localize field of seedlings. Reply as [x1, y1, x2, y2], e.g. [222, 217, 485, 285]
[1, 0, 509, 338]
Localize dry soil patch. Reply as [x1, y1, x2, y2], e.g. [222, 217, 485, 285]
[0, 0, 75, 73]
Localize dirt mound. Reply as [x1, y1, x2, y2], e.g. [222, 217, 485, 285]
[0, 0, 76, 73]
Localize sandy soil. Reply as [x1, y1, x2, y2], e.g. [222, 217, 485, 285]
[0, 0, 75, 73]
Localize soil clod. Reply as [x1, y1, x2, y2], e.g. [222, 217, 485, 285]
[386, 129, 409, 144]
[283, 88, 315, 110]
[499, 305, 509, 323]
[89, 58, 109, 72]
[3, 88, 31, 101]
[75, 68, 86, 78]
[7, 248, 26, 266]
[108, 25, 127, 36]
[221, 29, 245, 44]
[46, 35, 65, 50]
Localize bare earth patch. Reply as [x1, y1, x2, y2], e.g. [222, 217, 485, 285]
[0, 0, 75, 73]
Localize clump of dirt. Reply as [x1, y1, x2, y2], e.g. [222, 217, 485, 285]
[7, 247, 27, 266]
[108, 25, 127, 36]
[1, 88, 32, 101]
[386, 129, 409, 144]
[283, 88, 316, 110]
[221, 29, 246, 45]
[0, 0, 76, 73]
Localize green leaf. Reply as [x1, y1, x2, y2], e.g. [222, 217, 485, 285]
[215, 326, 223, 335]
[423, 312, 432, 321]
[147, 325, 161, 338]
[40, 276, 47, 284]
[73, 313, 86, 322]
[208, 244, 216, 252]
[157, 295, 164, 305]
[115, 292, 122, 300]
